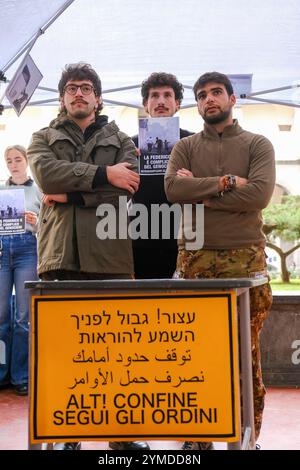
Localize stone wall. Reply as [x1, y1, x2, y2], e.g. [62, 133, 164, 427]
[261, 295, 300, 386]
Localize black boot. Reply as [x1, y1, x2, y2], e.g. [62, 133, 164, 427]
[182, 441, 214, 450]
[109, 441, 150, 450]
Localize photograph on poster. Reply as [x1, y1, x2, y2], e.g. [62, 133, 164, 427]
[5, 54, 43, 116]
[138, 117, 180, 175]
[0, 188, 25, 235]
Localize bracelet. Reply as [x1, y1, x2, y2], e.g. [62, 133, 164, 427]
[223, 174, 236, 192]
[218, 174, 237, 197]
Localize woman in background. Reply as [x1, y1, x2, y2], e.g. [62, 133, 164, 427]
[0, 145, 40, 395]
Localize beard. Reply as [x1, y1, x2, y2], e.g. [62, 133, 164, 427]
[69, 108, 91, 119]
[66, 100, 95, 120]
[203, 108, 231, 125]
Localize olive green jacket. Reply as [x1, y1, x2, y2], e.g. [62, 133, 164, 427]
[28, 116, 138, 275]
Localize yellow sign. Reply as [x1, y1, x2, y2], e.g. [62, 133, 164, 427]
[30, 291, 239, 443]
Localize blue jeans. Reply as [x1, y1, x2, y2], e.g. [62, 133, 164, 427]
[0, 232, 38, 386]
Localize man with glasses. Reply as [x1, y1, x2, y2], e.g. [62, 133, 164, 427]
[28, 62, 148, 451]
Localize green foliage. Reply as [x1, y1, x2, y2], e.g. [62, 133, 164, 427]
[290, 269, 300, 279]
[263, 195, 300, 242]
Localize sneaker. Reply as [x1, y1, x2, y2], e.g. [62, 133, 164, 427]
[109, 441, 150, 450]
[14, 384, 28, 396]
[255, 443, 261, 450]
[53, 442, 81, 450]
[182, 441, 214, 450]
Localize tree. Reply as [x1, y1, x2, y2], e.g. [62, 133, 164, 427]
[263, 195, 300, 283]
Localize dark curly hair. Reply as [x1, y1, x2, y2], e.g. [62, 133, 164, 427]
[58, 62, 103, 115]
[193, 72, 234, 100]
[141, 72, 184, 106]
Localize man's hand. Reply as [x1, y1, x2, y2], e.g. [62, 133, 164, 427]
[218, 175, 248, 191]
[42, 194, 67, 207]
[203, 199, 211, 207]
[106, 162, 140, 194]
[25, 210, 38, 225]
[176, 168, 194, 178]
[235, 176, 248, 187]
[175, 168, 198, 203]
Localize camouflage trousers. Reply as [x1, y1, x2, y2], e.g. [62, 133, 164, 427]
[176, 246, 272, 441]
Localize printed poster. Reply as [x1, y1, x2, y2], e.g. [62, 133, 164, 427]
[138, 117, 180, 175]
[5, 54, 43, 116]
[0, 188, 25, 234]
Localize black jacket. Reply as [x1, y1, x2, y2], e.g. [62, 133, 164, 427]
[131, 128, 194, 278]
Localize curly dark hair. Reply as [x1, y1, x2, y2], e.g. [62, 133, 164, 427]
[58, 62, 103, 114]
[193, 72, 234, 100]
[141, 72, 184, 106]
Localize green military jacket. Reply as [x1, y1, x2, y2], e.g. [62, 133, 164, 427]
[27, 115, 138, 276]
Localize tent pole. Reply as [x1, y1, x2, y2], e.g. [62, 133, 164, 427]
[102, 85, 141, 93]
[244, 96, 300, 108]
[248, 83, 300, 97]
[2, 31, 40, 73]
[0, 0, 75, 106]
[2, 0, 75, 73]
[102, 99, 141, 109]
[3, 98, 59, 109]
[3, 98, 142, 109]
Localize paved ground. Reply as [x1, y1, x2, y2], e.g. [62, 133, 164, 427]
[0, 387, 299, 450]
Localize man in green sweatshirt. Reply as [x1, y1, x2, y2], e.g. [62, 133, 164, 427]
[165, 71, 275, 450]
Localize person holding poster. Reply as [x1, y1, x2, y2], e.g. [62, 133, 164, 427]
[0, 145, 40, 396]
[132, 72, 193, 279]
[165, 72, 275, 449]
[27, 63, 147, 451]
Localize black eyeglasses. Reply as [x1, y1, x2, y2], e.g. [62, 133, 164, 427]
[64, 84, 95, 96]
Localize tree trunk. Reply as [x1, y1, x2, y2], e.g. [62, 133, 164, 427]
[281, 254, 290, 283]
[266, 242, 290, 283]
[266, 241, 300, 284]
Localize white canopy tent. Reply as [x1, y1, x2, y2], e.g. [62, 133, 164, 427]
[0, 0, 300, 111]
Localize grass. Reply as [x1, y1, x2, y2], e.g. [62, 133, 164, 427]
[270, 279, 300, 291]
